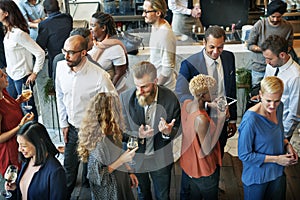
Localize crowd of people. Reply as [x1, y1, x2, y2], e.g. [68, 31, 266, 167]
[0, 0, 299, 199]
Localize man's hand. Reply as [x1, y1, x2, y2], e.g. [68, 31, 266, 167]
[62, 127, 69, 143]
[227, 123, 237, 138]
[158, 117, 176, 135]
[138, 125, 154, 138]
[191, 6, 201, 18]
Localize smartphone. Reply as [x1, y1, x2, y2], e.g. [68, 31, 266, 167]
[226, 96, 237, 106]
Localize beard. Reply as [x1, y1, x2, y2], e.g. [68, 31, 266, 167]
[136, 86, 156, 107]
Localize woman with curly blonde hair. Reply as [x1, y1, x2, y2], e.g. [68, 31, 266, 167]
[78, 92, 138, 200]
[180, 74, 226, 200]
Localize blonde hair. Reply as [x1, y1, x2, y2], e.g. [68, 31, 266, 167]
[260, 76, 284, 95]
[77, 92, 125, 162]
[189, 74, 216, 97]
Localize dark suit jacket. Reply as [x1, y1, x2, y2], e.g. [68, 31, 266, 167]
[36, 11, 72, 76]
[120, 85, 180, 171]
[175, 49, 237, 121]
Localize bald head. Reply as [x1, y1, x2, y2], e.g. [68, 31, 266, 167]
[63, 35, 88, 68]
[65, 35, 88, 51]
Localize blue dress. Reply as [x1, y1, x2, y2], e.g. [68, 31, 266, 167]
[238, 103, 285, 186]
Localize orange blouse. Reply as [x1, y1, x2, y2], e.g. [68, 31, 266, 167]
[180, 100, 222, 178]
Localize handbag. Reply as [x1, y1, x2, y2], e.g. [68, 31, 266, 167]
[115, 31, 144, 55]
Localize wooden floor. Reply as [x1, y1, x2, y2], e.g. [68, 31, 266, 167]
[71, 152, 300, 200]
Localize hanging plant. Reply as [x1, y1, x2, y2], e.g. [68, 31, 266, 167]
[43, 78, 55, 103]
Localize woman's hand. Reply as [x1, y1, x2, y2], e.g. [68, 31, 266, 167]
[26, 73, 37, 85]
[119, 147, 138, 164]
[19, 112, 34, 126]
[16, 93, 32, 104]
[275, 153, 298, 166]
[129, 173, 139, 188]
[4, 181, 16, 191]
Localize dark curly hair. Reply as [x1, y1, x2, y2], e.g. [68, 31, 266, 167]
[91, 12, 116, 37]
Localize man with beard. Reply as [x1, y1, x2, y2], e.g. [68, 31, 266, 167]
[55, 35, 116, 199]
[247, 0, 293, 87]
[261, 35, 300, 141]
[143, 0, 176, 91]
[120, 61, 180, 200]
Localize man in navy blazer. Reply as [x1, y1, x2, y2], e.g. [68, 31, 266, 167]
[176, 25, 237, 151]
[120, 61, 180, 200]
[36, 0, 72, 78]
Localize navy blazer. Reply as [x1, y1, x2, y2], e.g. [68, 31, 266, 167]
[175, 49, 237, 121]
[17, 156, 67, 200]
[36, 12, 72, 75]
[120, 85, 181, 171]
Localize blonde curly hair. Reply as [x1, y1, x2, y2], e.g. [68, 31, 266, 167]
[189, 74, 216, 97]
[77, 92, 125, 162]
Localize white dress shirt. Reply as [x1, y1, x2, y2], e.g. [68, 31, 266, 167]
[203, 50, 225, 97]
[55, 56, 116, 128]
[4, 27, 45, 80]
[265, 56, 300, 137]
[168, 0, 200, 15]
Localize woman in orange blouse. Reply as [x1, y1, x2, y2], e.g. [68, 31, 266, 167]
[180, 74, 226, 200]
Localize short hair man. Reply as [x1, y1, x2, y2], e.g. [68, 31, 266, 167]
[142, 0, 176, 90]
[261, 35, 300, 141]
[168, 0, 202, 36]
[36, 0, 73, 78]
[175, 25, 237, 199]
[120, 61, 180, 200]
[247, 0, 293, 87]
[52, 28, 97, 85]
[55, 35, 116, 199]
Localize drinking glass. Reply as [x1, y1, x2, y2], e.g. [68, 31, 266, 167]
[22, 83, 32, 110]
[1, 165, 18, 199]
[127, 136, 138, 165]
[217, 96, 227, 112]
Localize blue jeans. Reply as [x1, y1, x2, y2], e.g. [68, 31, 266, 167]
[251, 70, 265, 87]
[136, 164, 173, 200]
[7, 75, 38, 121]
[243, 174, 286, 200]
[188, 166, 220, 200]
[64, 124, 80, 199]
[180, 170, 191, 200]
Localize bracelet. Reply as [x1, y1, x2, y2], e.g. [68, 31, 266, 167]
[284, 142, 290, 148]
[18, 124, 22, 128]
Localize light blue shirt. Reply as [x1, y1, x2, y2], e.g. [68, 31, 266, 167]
[18, 0, 45, 40]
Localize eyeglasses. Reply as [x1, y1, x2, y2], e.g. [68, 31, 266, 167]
[61, 48, 83, 55]
[143, 10, 156, 14]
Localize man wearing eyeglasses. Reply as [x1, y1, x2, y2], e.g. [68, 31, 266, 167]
[142, 0, 177, 91]
[55, 35, 116, 199]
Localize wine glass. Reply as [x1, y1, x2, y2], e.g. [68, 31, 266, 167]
[217, 96, 227, 112]
[22, 83, 32, 110]
[1, 165, 18, 199]
[127, 136, 138, 165]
